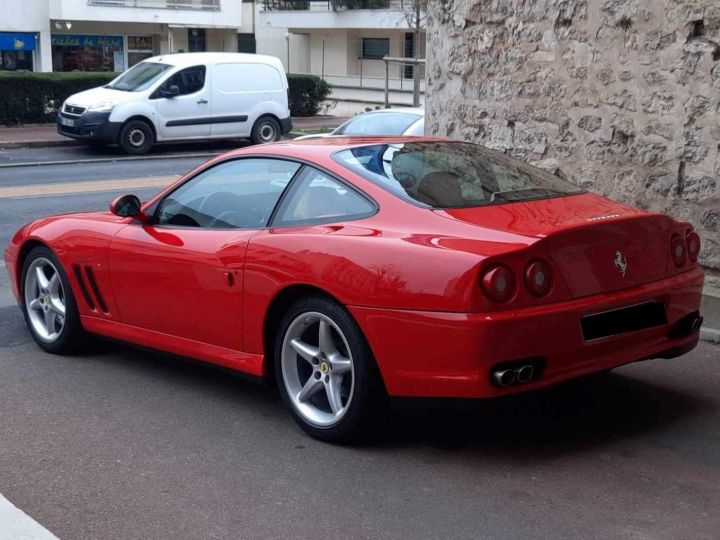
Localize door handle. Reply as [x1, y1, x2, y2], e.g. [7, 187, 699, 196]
[197, 99, 208, 104]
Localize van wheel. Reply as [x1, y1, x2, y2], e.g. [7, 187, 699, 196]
[251, 116, 281, 144]
[119, 120, 154, 155]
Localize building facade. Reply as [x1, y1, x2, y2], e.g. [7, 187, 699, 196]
[257, 0, 426, 107]
[426, 0, 720, 282]
[0, 0, 251, 73]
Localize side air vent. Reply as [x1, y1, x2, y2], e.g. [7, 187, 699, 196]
[84, 266, 109, 313]
[72, 265, 96, 311]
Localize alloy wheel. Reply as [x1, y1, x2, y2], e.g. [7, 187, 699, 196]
[24, 257, 66, 343]
[281, 312, 355, 427]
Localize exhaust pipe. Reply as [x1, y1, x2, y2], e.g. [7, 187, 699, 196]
[516, 365, 534, 384]
[691, 316, 703, 333]
[493, 369, 517, 388]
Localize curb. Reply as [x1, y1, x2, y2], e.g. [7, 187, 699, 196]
[0, 139, 80, 149]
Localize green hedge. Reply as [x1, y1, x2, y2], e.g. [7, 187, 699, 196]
[0, 71, 331, 124]
[287, 74, 332, 117]
[0, 72, 117, 125]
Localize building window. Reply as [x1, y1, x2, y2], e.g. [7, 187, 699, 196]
[0, 32, 36, 71]
[237, 33, 256, 54]
[51, 34, 123, 72]
[188, 29, 206, 53]
[128, 36, 155, 68]
[403, 32, 414, 79]
[361, 38, 389, 60]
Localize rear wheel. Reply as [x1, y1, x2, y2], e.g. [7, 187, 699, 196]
[21, 246, 85, 354]
[251, 116, 281, 144]
[275, 297, 385, 443]
[119, 119, 153, 155]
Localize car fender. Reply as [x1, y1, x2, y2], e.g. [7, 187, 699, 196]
[109, 102, 159, 134]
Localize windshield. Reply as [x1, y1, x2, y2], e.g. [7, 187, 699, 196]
[107, 62, 173, 92]
[334, 141, 585, 209]
[333, 112, 422, 136]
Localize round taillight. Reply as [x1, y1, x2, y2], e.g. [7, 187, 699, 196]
[481, 265, 516, 303]
[524, 259, 552, 297]
[670, 233, 687, 267]
[686, 231, 701, 262]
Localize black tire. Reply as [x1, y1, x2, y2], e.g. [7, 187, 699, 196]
[251, 116, 281, 144]
[274, 296, 386, 443]
[20, 245, 85, 354]
[118, 119, 154, 155]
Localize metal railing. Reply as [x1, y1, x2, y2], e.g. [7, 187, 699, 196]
[262, 0, 407, 11]
[88, 0, 220, 10]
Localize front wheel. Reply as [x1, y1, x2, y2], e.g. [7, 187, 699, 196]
[21, 246, 85, 354]
[119, 120, 154, 155]
[251, 116, 281, 144]
[275, 297, 385, 443]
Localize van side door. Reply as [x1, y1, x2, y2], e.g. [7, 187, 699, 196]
[153, 64, 212, 140]
[211, 62, 283, 138]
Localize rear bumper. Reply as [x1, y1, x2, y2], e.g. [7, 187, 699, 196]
[350, 267, 705, 398]
[56, 112, 122, 144]
[279, 116, 293, 135]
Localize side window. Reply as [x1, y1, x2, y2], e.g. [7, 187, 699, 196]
[156, 158, 300, 229]
[164, 65, 206, 96]
[274, 168, 375, 227]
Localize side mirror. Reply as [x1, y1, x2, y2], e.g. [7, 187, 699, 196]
[166, 84, 180, 98]
[110, 194, 146, 221]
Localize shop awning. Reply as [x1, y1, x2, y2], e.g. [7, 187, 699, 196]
[0, 32, 36, 51]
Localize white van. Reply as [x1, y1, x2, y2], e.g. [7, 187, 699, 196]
[57, 52, 292, 154]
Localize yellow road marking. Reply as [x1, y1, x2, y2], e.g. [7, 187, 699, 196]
[0, 176, 179, 199]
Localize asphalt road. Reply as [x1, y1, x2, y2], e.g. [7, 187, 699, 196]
[0, 140, 246, 167]
[1, 155, 720, 539]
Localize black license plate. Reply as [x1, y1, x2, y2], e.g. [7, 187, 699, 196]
[581, 302, 667, 341]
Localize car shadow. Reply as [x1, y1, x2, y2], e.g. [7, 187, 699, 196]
[375, 371, 707, 457]
[60, 337, 709, 457]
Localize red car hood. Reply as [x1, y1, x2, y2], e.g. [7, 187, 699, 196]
[437, 192, 680, 298]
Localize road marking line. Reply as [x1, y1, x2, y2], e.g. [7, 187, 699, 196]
[0, 494, 59, 540]
[0, 176, 178, 199]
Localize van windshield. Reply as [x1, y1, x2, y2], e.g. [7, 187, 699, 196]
[107, 62, 173, 92]
[334, 142, 585, 208]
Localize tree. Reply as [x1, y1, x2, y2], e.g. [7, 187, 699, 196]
[400, 0, 426, 107]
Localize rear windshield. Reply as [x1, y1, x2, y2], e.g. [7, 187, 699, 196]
[334, 112, 421, 136]
[334, 141, 584, 208]
[107, 62, 172, 92]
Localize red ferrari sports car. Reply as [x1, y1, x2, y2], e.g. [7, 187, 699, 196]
[5, 137, 704, 441]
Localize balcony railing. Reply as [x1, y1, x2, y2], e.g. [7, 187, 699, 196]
[262, 0, 409, 11]
[87, 0, 221, 10]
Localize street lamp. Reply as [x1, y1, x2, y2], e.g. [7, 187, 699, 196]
[285, 31, 290, 73]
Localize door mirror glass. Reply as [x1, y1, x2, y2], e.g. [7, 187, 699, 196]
[110, 194, 143, 218]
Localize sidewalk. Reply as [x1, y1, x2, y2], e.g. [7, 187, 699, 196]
[0, 116, 348, 149]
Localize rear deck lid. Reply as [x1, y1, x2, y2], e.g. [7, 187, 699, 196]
[440, 192, 673, 298]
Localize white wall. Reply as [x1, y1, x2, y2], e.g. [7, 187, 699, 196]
[0, 0, 53, 71]
[51, 0, 242, 28]
[238, 2, 255, 34]
[259, 8, 407, 31]
[309, 29, 347, 78]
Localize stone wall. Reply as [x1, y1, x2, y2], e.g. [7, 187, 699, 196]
[426, 0, 720, 284]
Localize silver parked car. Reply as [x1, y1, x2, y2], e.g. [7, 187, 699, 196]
[296, 107, 424, 140]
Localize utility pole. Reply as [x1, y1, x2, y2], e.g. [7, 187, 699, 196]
[412, 0, 421, 107]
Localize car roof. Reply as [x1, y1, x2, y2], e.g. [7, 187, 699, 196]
[353, 107, 424, 117]
[221, 136, 445, 162]
[143, 52, 284, 69]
